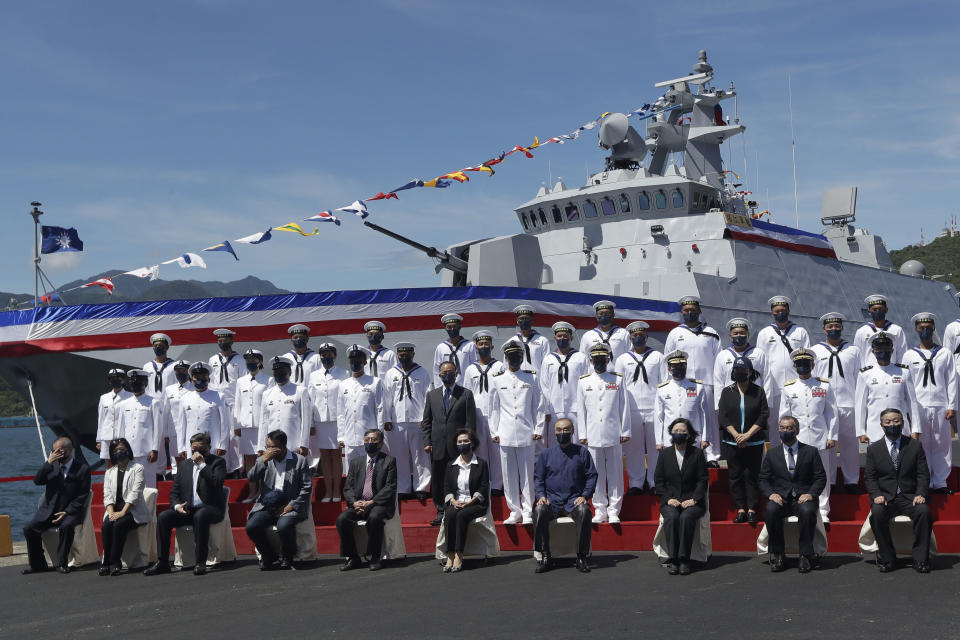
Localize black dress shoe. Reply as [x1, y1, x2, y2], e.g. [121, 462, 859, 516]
[844, 483, 865, 494]
[21, 566, 50, 575]
[667, 562, 679, 575]
[430, 512, 444, 526]
[110, 567, 123, 576]
[678, 562, 691, 575]
[98, 566, 111, 576]
[339, 558, 361, 572]
[491, 488, 505, 497]
[798, 555, 812, 573]
[415, 491, 430, 501]
[368, 562, 382, 571]
[878, 562, 894, 573]
[914, 561, 931, 574]
[932, 487, 954, 495]
[193, 565, 207, 576]
[143, 562, 171, 576]
[746, 511, 759, 525]
[534, 559, 552, 574]
[770, 553, 785, 572]
[575, 555, 591, 573]
[626, 487, 644, 496]
[279, 559, 295, 571]
[259, 557, 276, 571]
[733, 511, 747, 523]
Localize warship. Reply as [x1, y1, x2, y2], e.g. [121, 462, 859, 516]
[0, 50, 956, 451]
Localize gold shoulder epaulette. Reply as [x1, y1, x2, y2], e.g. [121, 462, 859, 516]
[657, 380, 670, 388]
[783, 379, 797, 386]
[816, 377, 829, 383]
[579, 373, 592, 379]
[523, 369, 536, 374]
[690, 378, 703, 384]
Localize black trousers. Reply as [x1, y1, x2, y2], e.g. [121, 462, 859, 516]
[870, 495, 932, 565]
[533, 503, 591, 557]
[100, 513, 140, 568]
[764, 497, 818, 556]
[23, 511, 83, 570]
[336, 505, 389, 561]
[155, 506, 224, 566]
[722, 443, 763, 511]
[430, 456, 453, 510]
[246, 510, 300, 563]
[660, 503, 706, 563]
[443, 503, 487, 553]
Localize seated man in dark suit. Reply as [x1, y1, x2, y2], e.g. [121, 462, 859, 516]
[22, 437, 91, 575]
[865, 408, 932, 573]
[145, 432, 226, 576]
[245, 429, 314, 570]
[532, 418, 597, 574]
[337, 429, 398, 571]
[759, 416, 826, 573]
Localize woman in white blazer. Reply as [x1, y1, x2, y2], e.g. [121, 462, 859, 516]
[100, 438, 149, 575]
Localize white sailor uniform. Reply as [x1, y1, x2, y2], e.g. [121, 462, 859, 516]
[579, 325, 631, 361]
[615, 348, 666, 490]
[382, 363, 433, 494]
[433, 339, 478, 387]
[902, 346, 958, 489]
[463, 358, 507, 490]
[756, 323, 810, 447]
[233, 372, 268, 456]
[306, 365, 349, 460]
[811, 341, 863, 486]
[853, 321, 908, 368]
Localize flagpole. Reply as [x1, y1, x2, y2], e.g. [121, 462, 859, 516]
[29, 202, 43, 308]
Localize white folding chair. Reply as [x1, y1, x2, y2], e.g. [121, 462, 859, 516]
[858, 514, 938, 556]
[652, 495, 712, 563]
[435, 505, 500, 562]
[174, 486, 237, 568]
[255, 514, 318, 562]
[353, 497, 405, 561]
[756, 511, 829, 558]
[117, 487, 158, 569]
[41, 491, 98, 567]
[533, 515, 591, 562]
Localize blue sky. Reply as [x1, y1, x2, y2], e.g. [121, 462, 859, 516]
[1, 0, 957, 295]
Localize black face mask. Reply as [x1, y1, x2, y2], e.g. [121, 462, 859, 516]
[779, 431, 797, 445]
[592, 358, 608, 373]
[682, 311, 699, 325]
[398, 355, 414, 368]
[218, 341, 233, 353]
[456, 443, 472, 455]
[245, 361, 260, 373]
[773, 311, 789, 324]
[175, 372, 189, 384]
[556, 432, 572, 445]
[477, 346, 492, 359]
[670, 365, 687, 380]
[292, 338, 308, 349]
[731, 335, 747, 348]
[440, 372, 457, 386]
[918, 327, 934, 341]
[274, 372, 290, 384]
[350, 360, 365, 373]
[671, 432, 688, 446]
[367, 333, 383, 346]
[364, 442, 380, 456]
[446, 327, 460, 339]
[631, 334, 647, 347]
[130, 379, 146, 394]
[731, 369, 749, 383]
[597, 312, 613, 326]
[320, 356, 335, 369]
[114, 448, 130, 462]
[109, 378, 124, 390]
[507, 353, 523, 368]
[870, 309, 886, 323]
[192, 447, 210, 458]
[875, 351, 892, 365]
[193, 378, 208, 391]
[826, 329, 842, 340]
[517, 318, 532, 331]
[153, 344, 168, 357]
[555, 337, 570, 350]
[883, 423, 903, 439]
[795, 362, 812, 376]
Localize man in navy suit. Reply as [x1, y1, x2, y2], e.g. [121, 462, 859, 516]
[759, 416, 826, 573]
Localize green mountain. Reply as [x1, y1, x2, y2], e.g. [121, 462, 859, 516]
[889, 235, 960, 292]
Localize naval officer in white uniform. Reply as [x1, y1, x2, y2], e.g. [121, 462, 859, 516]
[181, 362, 230, 454]
[854, 294, 909, 367]
[209, 329, 245, 473]
[756, 296, 810, 447]
[258, 357, 313, 457]
[337, 345, 392, 464]
[118, 369, 163, 487]
[382, 342, 433, 499]
[363, 320, 397, 378]
[97, 369, 132, 463]
[654, 350, 716, 454]
[463, 330, 506, 493]
[433, 313, 477, 387]
[160, 360, 193, 466]
[854, 332, 921, 444]
[579, 300, 631, 360]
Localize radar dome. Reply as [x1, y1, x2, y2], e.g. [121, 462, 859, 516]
[599, 113, 630, 148]
[899, 260, 927, 277]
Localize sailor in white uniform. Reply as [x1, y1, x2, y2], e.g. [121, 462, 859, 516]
[143, 333, 177, 399]
[902, 312, 957, 493]
[756, 296, 810, 447]
[579, 299, 631, 360]
[811, 312, 864, 493]
[576, 343, 631, 523]
[382, 342, 433, 499]
[940, 292, 960, 377]
[258, 357, 313, 456]
[181, 362, 230, 454]
[540, 321, 590, 436]
[282, 323, 323, 386]
[306, 342, 348, 501]
[490, 340, 545, 525]
[778, 348, 838, 520]
[97, 369, 132, 462]
[118, 369, 163, 487]
[614, 321, 665, 494]
[433, 313, 478, 388]
[654, 350, 716, 454]
[462, 330, 506, 492]
[853, 294, 909, 367]
[337, 345, 392, 464]
[363, 320, 397, 378]
[714, 317, 769, 403]
[512, 304, 550, 374]
[233, 349, 268, 470]
[208, 328, 245, 473]
[160, 360, 193, 467]
[854, 332, 921, 444]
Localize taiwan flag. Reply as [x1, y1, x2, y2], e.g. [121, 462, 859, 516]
[41, 226, 84, 253]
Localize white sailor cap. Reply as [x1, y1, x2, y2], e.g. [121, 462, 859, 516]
[593, 300, 615, 312]
[364, 320, 386, 332]
[626, 320, 650, 333]
[173, 359, 191, 369]
[589, 342, 612, 357]
[189, 361, 212, 375]
[502, 339, 524, 354]
[768, 295, 791, 308]
[678, 295, 700, 307]
[150, 333, 171, 345]
[665, 350, 688, 364]
[513, 304, 535, 316]
[726, 317, 751, 332]
[394, 342, 415, 353]
[864, 294, 888, 307]
[316, 342, 337, 353]
[869, 331, 894, 347]
[242, 349, 263, 360]
[911, 312, 937, 326]
[790, 347, 815, 362]
[270, 356, 292, 369]
[287, 324, 310, 335]
[441, 313, 463, 325]
[213, 328, 235, 338]
[346, 344, 367, 358]
[820, 312, 845, 325]
[107, 368, 127, 377]
[126, 368, 148, 379]
[472, 330, 495, 342]
[552, 321, 575, 334]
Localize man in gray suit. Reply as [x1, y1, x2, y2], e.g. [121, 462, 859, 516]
[245, 429, 313, 570]
[422, 361, 476, 525]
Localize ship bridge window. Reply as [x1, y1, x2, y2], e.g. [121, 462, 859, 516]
[672, 189, 684, 208]
[520, 212, 529, 230]
[538, 208, 548, 226]
[529, 209, 538, 228]
[619, 193, 631, 213]
[565, 203, 580, 221]
[655, 190, 667, 209]
[601, 197, 617, 216]
[638, 191, 650, 210]
[583, 200, 599, 218]
[552, 205, 563, 224]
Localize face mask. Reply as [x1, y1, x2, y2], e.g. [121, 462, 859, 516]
[682, 311, 699, 325]
[193, 378, 208, 391]
[398, 355, 414, 368]
[773, 311, 789, 324]
[556, 432, 572, 445]
[477, 346, 492, 359]
[826, 329, 842, 340]
[446, 327, 460, 339]
[114, 449, 130, 462]
[731, 369, 749, 383]
[507, 353, 523, 368]
[555, 337, 570, 350]
[597, 312, 613, 326]
[631, 334, 647, 347]
[109, 378, 124, 390]
[153, 344, 167, 357]
[274, 372, 290, 384]
[918, 327, 934, 341]
[874, 351, 892, 365]
[870, 309, 886, 323]
[440, 372, 457, 386]
[130, 379, 146, 393]
[517, 318, 532, 331]
[350, 360, 365, 373]
[730, 335, 747, 348]
[292, 338, 307, 349]
[246, 361, 260, 373]
[218, 341, 233, 353]
[670, 365, 687, 380]
[883, 423, 903, 439]
[671, 432, 688, 445]
[367, 333, 383, 346]
[779, 431, 797, 445]
[795, 362, 812, 376]
[456, 443, 472, 455]
[175, 372, 189, 384]
[592, 358, 607, 373]
[192, 447, 209, 458]
[364, 442, 380, 456]
[321, 356, 335, 368]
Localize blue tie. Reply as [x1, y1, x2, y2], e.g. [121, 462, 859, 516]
[443, 388, 452, 413]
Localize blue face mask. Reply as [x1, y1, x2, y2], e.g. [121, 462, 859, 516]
[246, 361, 260, 373]
[731, 335, 747, 347]
[218, 341, 233, 352]
[773, 311, 789, 324]
[350, 360, 365, 373]
[795, 362, 812, 376]
[670, 365, 687, 380]
[446, 327, 460, 339]
[320, 356, 335, 368]
[398, 355, 414, 368]
[114, 448, 131, 462]
[631, 334, 647, 347]
[367, 333, 382, 346]
[875, 350, 892, 365]
[779, 430, 797, 445]
[477, 346, 492, 359]
[918, 327, 934, 341]
[364, 442, 380, 456]
[597, 312, 613, 326]
[153, 344, 167, 357]
[870, 309, 886, 323]
[826, 329, 842, 340]
[592, 358, 607, 373]
[507, 353, 523, 368]
[682, 311, 699, 325]
[292, 337, 307, 349]
[517, 318, 532, 331]
[456, 443, 472, 455]
[440, 372, 457, 386]
[555, 337, 570, 350]
[193, 378, 208, 391]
